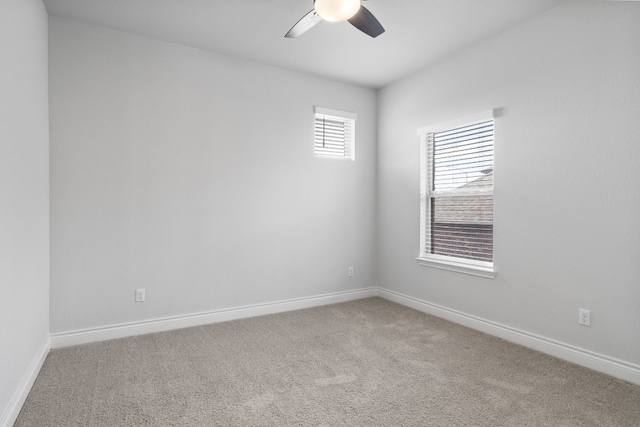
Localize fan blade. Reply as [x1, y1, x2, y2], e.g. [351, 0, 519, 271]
[348, 5, 385, 38]
[285, 10, 322, 38]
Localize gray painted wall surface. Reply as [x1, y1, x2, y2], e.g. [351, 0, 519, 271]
[48, 17, 378, 333]
[0, 0, 50, 422]
[377, 1, 640, 365]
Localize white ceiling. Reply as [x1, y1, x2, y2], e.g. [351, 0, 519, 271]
[42, 0, 569, 88]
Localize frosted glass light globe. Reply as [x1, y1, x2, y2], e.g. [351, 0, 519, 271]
[314, 0, 361, 22]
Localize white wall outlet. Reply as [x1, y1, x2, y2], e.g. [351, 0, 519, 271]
[348, 266, 354, 277]
[578, 308, 590, 326]
[135, 288, 145, 303]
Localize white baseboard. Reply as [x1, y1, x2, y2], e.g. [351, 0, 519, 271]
[42, 285, 640, 389]
[0, 335, 50, 427]
[51, 287, 378, 349]
[378, 287, 640, 386]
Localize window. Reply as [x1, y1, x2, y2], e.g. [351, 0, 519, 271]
[314, 106, 356, 160]
[417, 110, 495, 278]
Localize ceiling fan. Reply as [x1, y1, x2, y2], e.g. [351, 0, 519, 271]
[285, 0, 385, 39]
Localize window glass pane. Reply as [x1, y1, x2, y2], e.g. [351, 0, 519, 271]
[314, 114, 354, 159]
[433, 121, 493, 191]
[431, 194, 493, 262]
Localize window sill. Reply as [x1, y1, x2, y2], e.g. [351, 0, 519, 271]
[416, 255, 496, 279]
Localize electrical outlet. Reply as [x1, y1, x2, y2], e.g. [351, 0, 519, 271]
[135, 288, 145, 303]
[348, 266, 354, 277]
[578, 309, 590, 326]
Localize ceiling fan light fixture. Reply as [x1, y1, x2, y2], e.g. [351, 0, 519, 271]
[314, 0, 361, 22]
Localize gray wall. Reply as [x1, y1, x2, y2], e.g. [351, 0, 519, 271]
[49, 17, 378, 333]
[377, 1, 640, 366]
[0, 0, 50, 424]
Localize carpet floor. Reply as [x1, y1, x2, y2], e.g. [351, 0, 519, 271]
[15, 297, 640, 426]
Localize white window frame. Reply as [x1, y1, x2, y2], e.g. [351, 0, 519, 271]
[416, 110, 496, 279]
[314, 106, 356, 160]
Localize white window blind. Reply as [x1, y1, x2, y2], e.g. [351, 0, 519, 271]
[314, 106, 356, 160]
[418, 112, 495, 272]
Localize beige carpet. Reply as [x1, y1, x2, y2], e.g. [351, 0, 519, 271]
[15, 298, 640, 426]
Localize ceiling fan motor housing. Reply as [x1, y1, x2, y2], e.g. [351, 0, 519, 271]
[314, 0, 361, 22]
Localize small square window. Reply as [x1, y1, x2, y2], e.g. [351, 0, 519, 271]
[314, 106, 356, 160]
